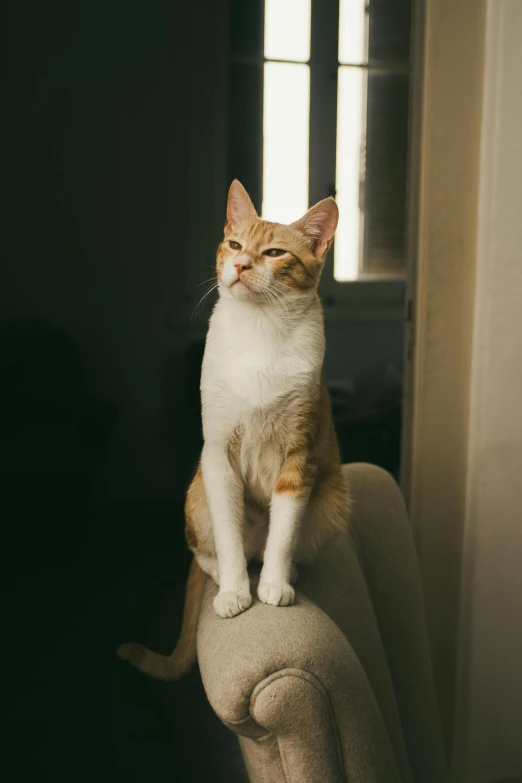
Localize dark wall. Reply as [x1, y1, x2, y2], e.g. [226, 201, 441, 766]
[3, 0, 405, 583]
[4, 0, 229, 558]
[4, 5, 403, 780]
[4, 6, 232, 779]
[4, 0, 404, 545]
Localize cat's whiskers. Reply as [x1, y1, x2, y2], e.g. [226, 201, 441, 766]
[263, 288, 283, 319]
[257, 282, 285, 319]
[264, 283, 289, 319]
[191, 282, 219, 322]
[198, 276, 219, 287]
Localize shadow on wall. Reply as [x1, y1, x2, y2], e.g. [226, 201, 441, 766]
[159, 338, 205, 501]
[0, 317, 119, 588]
[329, 363, 403, 480]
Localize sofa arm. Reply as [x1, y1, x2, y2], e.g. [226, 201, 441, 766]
[197, 579, 402, 783]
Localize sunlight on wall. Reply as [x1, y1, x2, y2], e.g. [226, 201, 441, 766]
[335, 67, 367, 280]
[262, 0, 311, 223]
[264, 0, 311, 62]
[262, 62, 310, 223]
[335, 0, 368, 280]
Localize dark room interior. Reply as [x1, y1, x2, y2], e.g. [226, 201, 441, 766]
[5, 1, 414, 781]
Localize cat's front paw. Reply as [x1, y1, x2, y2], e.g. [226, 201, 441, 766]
[258, 581, 295, 607]
[213, 589, 252, 618]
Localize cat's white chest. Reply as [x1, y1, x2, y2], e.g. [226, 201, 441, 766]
[201, 301, 323, 441]
[210, 336, 290, 403]
[202, 336, 295, 435]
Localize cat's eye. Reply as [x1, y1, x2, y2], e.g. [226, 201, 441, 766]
[264, 248, 286, 257]
[229, 240, 242, 251]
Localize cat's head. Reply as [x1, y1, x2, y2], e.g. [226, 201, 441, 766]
[216, 180, 338, 305]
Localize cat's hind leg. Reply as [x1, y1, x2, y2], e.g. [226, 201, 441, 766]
[185, 463, 220, 586]
[195, 553, 219, 585]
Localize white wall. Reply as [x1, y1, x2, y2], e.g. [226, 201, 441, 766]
[454, 2, 522, 781]
[405, 0, 486, 750]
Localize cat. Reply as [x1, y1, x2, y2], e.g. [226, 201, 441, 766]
[118, 180, 350, 679]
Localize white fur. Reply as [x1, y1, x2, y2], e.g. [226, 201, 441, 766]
[200, 294, 324, 615]
[258, 490, 310, 606]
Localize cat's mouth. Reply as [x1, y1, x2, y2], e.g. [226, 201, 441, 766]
[231, 277, 251, 290]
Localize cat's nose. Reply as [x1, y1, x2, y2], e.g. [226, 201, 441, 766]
[235, 261, 251, 276]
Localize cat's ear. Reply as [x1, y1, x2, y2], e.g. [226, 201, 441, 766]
[225, 180, 257, 233]
[291, 197, 339, 258]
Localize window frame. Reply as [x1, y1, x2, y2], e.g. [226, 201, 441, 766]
[312, 0, 410, 318]
[184, 0, 414, 325]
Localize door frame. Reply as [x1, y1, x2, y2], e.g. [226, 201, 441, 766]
[399, 0, 486, 758]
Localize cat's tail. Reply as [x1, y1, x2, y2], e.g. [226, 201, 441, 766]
[117, 557, 207, 680]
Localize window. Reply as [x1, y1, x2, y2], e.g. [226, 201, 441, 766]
[228, 0, 413, 310]
[262, 0, 311, 223]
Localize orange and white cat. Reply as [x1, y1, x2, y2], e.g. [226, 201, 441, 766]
[118, 180, 350, 679]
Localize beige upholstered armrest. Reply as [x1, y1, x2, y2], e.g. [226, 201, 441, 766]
[197, 579, 402, 782]
[197, 464, 448, 782]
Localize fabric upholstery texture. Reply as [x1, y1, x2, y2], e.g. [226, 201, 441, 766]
[197, 463, 448, 782]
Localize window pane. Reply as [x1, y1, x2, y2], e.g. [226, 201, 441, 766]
[334, 66, 367, 281]
[264, 0, 311, 62]
[363, 72, 410, 276]
[338, 0, 368, 65]
[262, 62, 309, 223]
